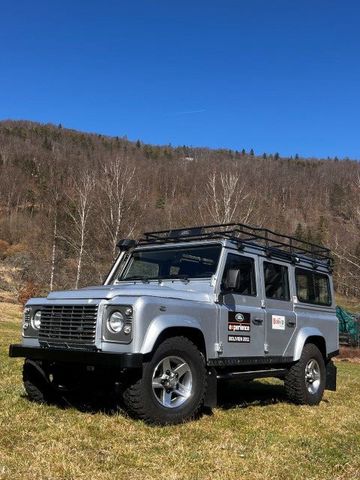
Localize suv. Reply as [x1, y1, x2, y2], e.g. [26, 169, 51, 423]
[9, 223, 338, 425]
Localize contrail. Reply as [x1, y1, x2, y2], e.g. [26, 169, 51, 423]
[165, 109, 206, 117]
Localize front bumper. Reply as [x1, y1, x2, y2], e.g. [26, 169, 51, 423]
[9, 344, 143, 369]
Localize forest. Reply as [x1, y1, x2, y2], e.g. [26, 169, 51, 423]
[0, 120, 359, 302]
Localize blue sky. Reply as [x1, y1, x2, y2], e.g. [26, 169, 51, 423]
[1, 0, 359, 158]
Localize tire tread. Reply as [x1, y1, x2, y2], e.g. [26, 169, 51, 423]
[284, 343, 325, 405]
[23, 360, 49, 403]
[123, 336, 207, 425]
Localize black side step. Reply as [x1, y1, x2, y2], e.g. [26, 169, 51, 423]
[216, 368, 288, 382]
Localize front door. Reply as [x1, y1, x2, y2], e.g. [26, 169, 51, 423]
[259, 258, 296, 357]
[219, 252, 265, 358]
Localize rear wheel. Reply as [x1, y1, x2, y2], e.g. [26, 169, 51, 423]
[284, 344, 326, 405]
[122, 336, 207, 425]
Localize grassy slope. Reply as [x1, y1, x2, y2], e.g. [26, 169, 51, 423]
[0, 302, 359, 480]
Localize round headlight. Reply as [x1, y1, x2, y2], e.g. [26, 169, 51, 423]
[32, 310, 42, 330]
[108, 311, 124, 333]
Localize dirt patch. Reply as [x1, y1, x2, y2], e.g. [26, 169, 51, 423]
[335, 346, 360, 363]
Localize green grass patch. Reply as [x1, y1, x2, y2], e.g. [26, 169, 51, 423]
[0, 302, 359, 480]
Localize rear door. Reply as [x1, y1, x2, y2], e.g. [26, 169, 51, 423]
[259, 258, 296, 356]
[219, 252, 265, 358]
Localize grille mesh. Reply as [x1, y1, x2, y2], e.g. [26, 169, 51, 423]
[39, 304, 98, 347]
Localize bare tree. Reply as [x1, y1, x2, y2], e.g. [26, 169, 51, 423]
[48, 188, 63, 291]
[62, 173, 95, 289]
[331, 174, 360, 296]
[100, 157, 139, 257]
[202, 170, 255, 224]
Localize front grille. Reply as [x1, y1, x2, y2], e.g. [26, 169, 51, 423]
[39, 304, 98, 347]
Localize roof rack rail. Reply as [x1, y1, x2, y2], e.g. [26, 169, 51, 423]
[139, 222, 332, 268]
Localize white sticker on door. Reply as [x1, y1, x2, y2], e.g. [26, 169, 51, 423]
[272, 315, 286, 330]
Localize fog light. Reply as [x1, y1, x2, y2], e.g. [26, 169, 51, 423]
[123, 324, 132, 335]
[124, 307, 133, 317]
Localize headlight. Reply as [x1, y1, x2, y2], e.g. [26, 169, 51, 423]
[31, 310, 41, 330]
[108, 311, 124, 333]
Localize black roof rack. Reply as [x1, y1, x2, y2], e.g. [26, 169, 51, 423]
[139, 223, 332, 269]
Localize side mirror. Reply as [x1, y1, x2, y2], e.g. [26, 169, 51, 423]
[116, 239, 137, 251]
[223, 268, 240, 291]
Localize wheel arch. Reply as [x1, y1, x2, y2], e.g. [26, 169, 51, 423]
[140, 315, 206, 358]
[292, 327, 327, 361]
[304, 335, 326, 360]
[150, 327, 206, 358]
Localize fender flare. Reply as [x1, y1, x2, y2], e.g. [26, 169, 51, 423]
[140, 314, 203, 354]
[292, 327, 326, 361]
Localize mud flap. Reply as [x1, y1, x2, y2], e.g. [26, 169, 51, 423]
[203, 367, 217, 408]
[325, 360, 337, 391]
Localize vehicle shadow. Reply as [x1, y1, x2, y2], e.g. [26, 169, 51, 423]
[216, 379, 287, 410]
[21, 379, 288, 418]
[21, 388, 124, 416]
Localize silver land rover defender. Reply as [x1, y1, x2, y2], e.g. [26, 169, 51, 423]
[9, 223, 338, 425]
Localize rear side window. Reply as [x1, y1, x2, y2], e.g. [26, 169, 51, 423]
[263, 262, 290, 301]
[295, 268, 331, 306]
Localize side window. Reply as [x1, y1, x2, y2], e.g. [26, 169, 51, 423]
[295, 268, 331, 306]
[222, 254, 256, 296]
[263, 261, 290, 301]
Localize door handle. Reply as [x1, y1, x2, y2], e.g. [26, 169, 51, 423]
[287, 320, 296, 328]
[252, 318, 264, 325]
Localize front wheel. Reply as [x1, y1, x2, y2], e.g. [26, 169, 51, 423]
[284, 343, 326, 405]
[23, 359, 54, 404]
[122, 336, 207, 425]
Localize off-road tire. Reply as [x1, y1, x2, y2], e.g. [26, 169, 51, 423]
[23, 359, 53, 404]
[122, 336, 207, 425]
[284, 343, 326, 405]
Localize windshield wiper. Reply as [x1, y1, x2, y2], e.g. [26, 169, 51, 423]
[157, 274, 189, 283]
[122, 276, 150, 283]
[122, 274, 190, 283]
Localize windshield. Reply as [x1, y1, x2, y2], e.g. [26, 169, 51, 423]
[117, 244, 222, 281]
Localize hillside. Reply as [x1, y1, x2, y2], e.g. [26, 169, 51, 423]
[0, 120, 359, 303]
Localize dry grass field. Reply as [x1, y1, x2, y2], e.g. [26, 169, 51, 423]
[0, 302, 359, 480]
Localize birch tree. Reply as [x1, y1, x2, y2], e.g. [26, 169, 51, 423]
[46, 158, 66, 291]
[202, 170, 256, 224]
[100, 157, 139, 257]
[49, 194, 59, 291]
[63, 173, 95, 288]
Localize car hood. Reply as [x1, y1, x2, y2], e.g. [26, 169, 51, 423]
[46, 281, 215, 303]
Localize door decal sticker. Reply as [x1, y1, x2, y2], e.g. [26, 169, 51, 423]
[228, 311, 251, 332]
[228, 335, 250, 343]
[272, 315, 286, 330]
[228, 312, 250, 323]
[228, 323, 250, 332]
